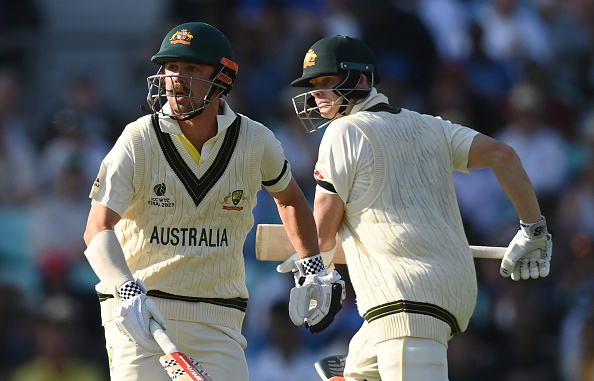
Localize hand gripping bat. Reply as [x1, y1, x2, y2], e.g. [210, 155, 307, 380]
[149, 320, 214, 381]
[255, 223, 507, 263]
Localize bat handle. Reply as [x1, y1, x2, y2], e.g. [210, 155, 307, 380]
[470, 245, 506, 259]
[149, 319, 179, 355]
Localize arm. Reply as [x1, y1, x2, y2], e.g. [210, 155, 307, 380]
[271, 178, 346, 333]
[83, 201, 134, 291]
[269, 177, 320, 259]
[467, 133, 541, 223]
[84, 201, 121, 245]
[313, 189, 345, 252]
[84, 201, 166, 351]
[468, 133, 552, 280]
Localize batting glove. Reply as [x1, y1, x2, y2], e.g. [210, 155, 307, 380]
[287, 254, 346, 333]
[113, 279, 166, 352]
[500, 216, 553, 281]
[277, 248, 337, 286]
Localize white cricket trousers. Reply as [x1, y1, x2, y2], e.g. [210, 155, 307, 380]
[104, 318, 249, 380]
[344, 321, 449, 381]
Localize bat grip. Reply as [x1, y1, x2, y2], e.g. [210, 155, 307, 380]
[149, 319, 179, 355]
[470, 245, 506, 259]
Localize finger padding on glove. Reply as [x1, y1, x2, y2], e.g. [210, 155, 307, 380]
[288, 270, 346, 332]
[502, 233, 552, 281]
[113, 282, 166, 352]
[500, 217, 552, 280]
[305, 281, 345, 333]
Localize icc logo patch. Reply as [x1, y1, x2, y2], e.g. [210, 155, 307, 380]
[148, 183, 174, 208]
[154, 183, 166, 196]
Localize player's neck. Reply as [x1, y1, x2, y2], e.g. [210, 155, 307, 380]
[178, 101, 219, 153]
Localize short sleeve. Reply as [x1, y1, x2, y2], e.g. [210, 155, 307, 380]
[261, 127, 292, 193]
[441, 119, 479, 174]
[89, 127, 136, 216]
[314, 119, 370, 203]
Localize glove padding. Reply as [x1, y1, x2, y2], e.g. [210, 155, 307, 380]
[282, 254, 346, 333]
[289, 271, 346, 333]
[500, 216, 553, 281]
[113, 280, 166, 352]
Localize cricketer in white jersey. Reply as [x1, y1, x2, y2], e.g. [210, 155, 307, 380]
[83, 22, 320, 381]
[288, 35, 552, 381]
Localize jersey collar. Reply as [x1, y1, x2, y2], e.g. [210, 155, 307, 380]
[350, 88, 389, 114]
[158, 100, 237, 135]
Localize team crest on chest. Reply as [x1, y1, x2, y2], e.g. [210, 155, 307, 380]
[222, 189, 246, 211]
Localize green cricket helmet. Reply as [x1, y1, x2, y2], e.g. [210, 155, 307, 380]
[291, 35, 380, 133]
[291, 35, 380, 87]
[146, 22, 239, 119]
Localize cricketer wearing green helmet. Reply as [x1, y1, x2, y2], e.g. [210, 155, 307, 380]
[291, 35, 381, 133]
[147, 22, 239, 120]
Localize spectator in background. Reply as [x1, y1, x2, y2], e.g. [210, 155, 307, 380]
[248, 300, 321, 381]
[0, 284, 33, 380]
[455, 81, 568, 242]
[37, 107, 111, 191]
[415, 0, 471, 63]
[0, 68, 38, 206]
[557, 111, 594, 234]
[563, 0, 594, 110]
[230, 0, 323, 121]
[0, 0, 41, 69]
[61, 76, 119, 143]
[474, 0, 553, 81]
[356, 0, 439, 111]
[30, 150, 99, 292]
[536, 0, 592, 109]
[496, 82, 569, 206]
[461, 21, 512, 129]
[9, 294, 105, 381]
[321, 0, 362, 38]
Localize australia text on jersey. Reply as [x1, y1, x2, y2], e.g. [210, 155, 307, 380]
[150, 226, 228, 246]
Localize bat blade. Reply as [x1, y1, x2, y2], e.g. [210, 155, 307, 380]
[150, 320, 214, 381]
[255, 223, 296, 262]
[255, 223, 506, 262]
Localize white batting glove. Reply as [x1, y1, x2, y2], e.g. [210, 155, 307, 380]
[113, 279, 166, 352]
[500, 216, 553, 281]
[286, 254, 346, 333]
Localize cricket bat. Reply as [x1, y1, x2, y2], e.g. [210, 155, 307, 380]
[314, 354, 347, 381]
[255, 223, 507, 263]
[149, 320, 214, 381]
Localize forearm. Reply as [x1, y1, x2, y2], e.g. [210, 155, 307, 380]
[491, 152, 542, 223]
[84, 229, 135, 294]
[468, 134, 541, 223]
[272, 178, 320, 259]
[84, 202, 133, 295]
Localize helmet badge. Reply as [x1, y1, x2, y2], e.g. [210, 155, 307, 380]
[170, 29, 194, 45]
[303, 49, 317, 68]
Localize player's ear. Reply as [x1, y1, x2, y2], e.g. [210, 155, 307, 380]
[358, 73, 371, 88]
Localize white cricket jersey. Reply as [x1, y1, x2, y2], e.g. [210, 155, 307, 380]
[314, 89, 479, 345]
[90, 100, 291, 332]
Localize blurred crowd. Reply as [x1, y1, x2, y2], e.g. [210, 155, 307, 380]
[0, 0, 593, 380]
